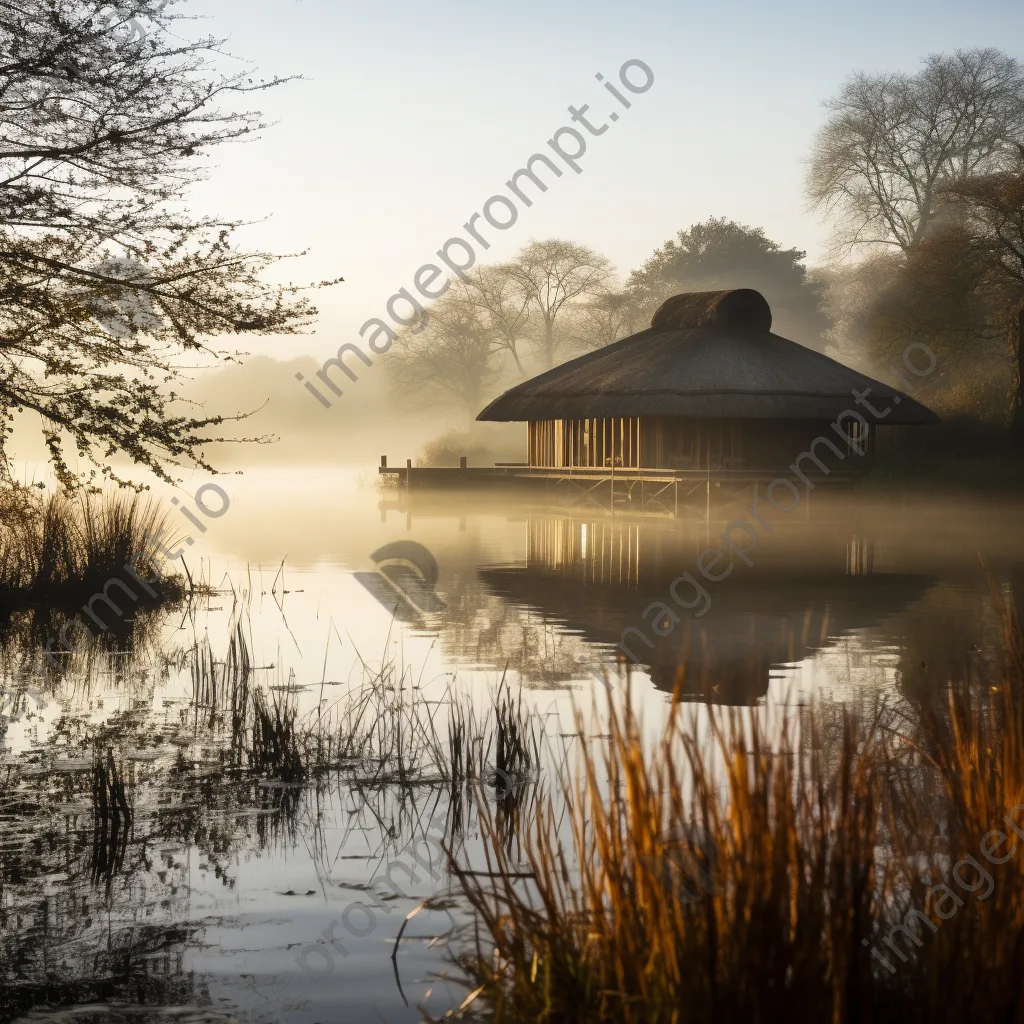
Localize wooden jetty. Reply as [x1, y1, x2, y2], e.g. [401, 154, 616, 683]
[377, 456, 866, 519]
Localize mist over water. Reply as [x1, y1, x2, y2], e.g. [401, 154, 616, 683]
[4, 0, 1024, 1017]
[2, 465, 1020, 1022]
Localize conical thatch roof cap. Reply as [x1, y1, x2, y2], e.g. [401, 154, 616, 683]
[478, 289, 938, 425]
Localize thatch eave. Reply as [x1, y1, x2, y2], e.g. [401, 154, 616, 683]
[478, 388, 938, 424]
[477, 290, 940, 427]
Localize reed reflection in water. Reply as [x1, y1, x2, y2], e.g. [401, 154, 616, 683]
[2, 475, 1024, 1022]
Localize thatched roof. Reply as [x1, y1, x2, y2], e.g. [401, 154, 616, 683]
[478, 289, 939, 424]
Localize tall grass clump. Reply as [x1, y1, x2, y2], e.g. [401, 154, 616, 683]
[251, 687, 307, 784]
[455, 590, 1024, 1024]
[894, 580, 1024, 1021]
[457, 696, 890, 1023]
[183, 625, 545, 807]
[317, 649, 544, 796]
[0, 487, 186, 611]
[191, 620, 252, 739]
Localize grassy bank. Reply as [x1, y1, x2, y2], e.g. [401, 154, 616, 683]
[0, 487, 187, 638]
[455, 589, 1024, 1023]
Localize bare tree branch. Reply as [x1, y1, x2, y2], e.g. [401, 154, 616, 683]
[0, 0, 341, 487]
[807, 49, 1024, 257]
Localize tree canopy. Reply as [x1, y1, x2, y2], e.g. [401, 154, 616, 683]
[628, 218, 831, 346]
[386, 239, 616, 421]
[508, 239, 613, 368]
[940, 147, 1024, 431]
[808, 48, 1024, 255]
[387, 278, 502, 419]
[0, 0, 338, 487]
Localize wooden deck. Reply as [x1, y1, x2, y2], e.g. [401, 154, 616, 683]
[378, 460, 862, 518]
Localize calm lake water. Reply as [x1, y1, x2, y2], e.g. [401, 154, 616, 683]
[2, 467, 1023, 1023]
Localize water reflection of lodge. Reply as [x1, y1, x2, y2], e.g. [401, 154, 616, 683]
[527, 517, 642, 587]
[478, 517, 932, 704]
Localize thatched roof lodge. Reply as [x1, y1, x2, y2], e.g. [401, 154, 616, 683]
[477, 289, 938, 471]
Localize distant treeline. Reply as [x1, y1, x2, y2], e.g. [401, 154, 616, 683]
[382, 48, 1024, 452]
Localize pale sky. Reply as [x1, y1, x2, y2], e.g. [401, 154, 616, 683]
[182, 0, 1024, 367]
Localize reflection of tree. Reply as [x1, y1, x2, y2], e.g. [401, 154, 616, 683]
[0, 616, 519, 1023]
[0, 600, 172, 686]
[0, 759, 200, 1016]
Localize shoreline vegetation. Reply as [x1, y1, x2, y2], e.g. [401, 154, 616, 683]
[864, 420, 1024, 492]
[454, 584, 1024, 1023]
[2, 570, 1024, 1020]
[0, 487, 188, 652]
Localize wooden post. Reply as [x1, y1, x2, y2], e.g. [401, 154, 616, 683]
[460, 456, 467, 469]
[380, 455, 387, 469]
